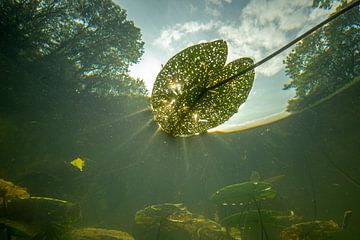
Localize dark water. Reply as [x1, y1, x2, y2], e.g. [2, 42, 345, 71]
[1, 79, 360, 240]
[1, 1, 359, 240]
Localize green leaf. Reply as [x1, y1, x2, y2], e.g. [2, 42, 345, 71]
[151, 40, 255, 136]
[210, 181, 276, 204]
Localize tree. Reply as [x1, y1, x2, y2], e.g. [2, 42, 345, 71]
[312, 0, 344, 9]
[0, 0, 146, 99]
[283, 1, 359, 111]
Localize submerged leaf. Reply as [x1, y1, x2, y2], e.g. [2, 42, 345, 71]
[70, 157, 85, 172]
[0, 178, 30, 205]
[211, 181, 276, 205]
[0, 218, 36, 237]
[73, 227, 134, 240]
[220, 210, 302, 228]
[151, 40, 255, 136]
[135, 203, 192, 226]
[280, 220, 340, 240]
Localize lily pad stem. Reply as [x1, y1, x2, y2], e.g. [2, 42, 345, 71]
[253, 199, 269, 240]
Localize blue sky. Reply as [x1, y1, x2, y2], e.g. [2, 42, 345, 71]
[115, 0, 335, 127]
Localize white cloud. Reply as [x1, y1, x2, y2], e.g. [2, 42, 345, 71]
[206, 0, 232, 5]
[153, 0, 335, 78]
[189, 3, 198, 14]
[154, 21, 220, 51]
[217, 0, 332, 76]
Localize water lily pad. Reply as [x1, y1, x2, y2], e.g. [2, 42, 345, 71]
[220, 210, 302, 228]
[135, 203, 192, 226]
[210, 181, 276, 205]
[72, 227, 134, 240]
[151, 40, 255, 136]
[280, 220, 340, 240]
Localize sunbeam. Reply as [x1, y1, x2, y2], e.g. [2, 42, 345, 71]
[113, 117, 155, 152]
[78, 107, 152, 136]
[110, 125, 162, 172]
[180, 138, 190, 175]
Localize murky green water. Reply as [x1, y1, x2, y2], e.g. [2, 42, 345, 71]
[1, 0, 359, 240]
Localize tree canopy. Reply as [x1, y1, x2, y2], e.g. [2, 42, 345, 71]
[312, 0, 343, 9]
[283, 1, 359, 111]
[0, 0, 147, 107]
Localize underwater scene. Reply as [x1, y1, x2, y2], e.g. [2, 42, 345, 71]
[0, 0, 359, 239]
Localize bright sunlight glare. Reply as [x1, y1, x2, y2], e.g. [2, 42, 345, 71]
[129, 53, 162, 93]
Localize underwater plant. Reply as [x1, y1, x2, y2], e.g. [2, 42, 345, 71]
[135, 203, 193, 225]
[72, 227, 135, 240]
[0, 178, 30, 208]
[210, 172, 286, 240]
[220, 210, 302, 228]
[210, 171, 277, 205]
[0, 197, 76, 240]
[185, 217, 231, 240]
[135, 203, 193, 234]
[0, 218, 36, 238]
[135, 203, 233, 240]
[0, 178, 76, 240]
[280, 220, 340, 240]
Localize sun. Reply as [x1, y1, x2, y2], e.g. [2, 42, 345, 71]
[129, 53, 163, 93]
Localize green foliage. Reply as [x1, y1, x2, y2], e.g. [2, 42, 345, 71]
[220, 210, 302, 228]
[210, 181, 276, 205]
[0, 0, 146, 103]
[211, 172, 277, 205]
[312, 0, 341, 9]
[151, 40, 254, 136]
[280, 220, 340, 240]
[284, 2, 359, 112]
[135, 203, 229, 240]
[72, 227, 135, 240]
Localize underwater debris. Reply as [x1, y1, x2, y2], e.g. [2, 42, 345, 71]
[210, 172, 277, 205]
[0, 178, 30, 206]
[71, 157, 85, 172]
[72, 227, 134, 240]
[280, 220, 340, 240]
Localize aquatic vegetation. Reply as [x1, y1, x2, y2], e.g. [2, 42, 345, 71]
[185, 217, 230, 240]
[210, 172, 277, 205]
[135, 203, 231, 239]
[0, 178, 30, 207]
[0, 218, 36, 238]
[151, 40, 255, 136]
[135, 203, 193, 230]
[70, 157, 85, 172]
[0, 178, 75, 240]
[72, 227, 134, 240]
[0, 180, 134, 240]
[31, 221, 72, 240]
[280, 220, 340, 240]
[220, 210, 302, 228]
